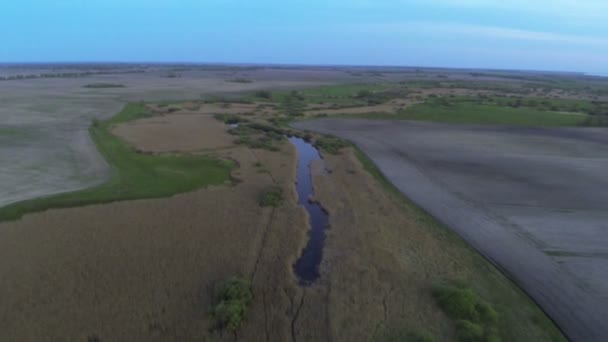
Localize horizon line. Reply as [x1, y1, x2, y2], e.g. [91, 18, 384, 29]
[0, 61, 598, 76]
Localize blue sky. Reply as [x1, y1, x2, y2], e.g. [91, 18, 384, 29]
[2, 0, 607, 72]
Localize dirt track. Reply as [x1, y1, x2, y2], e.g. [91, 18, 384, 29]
[294, 118, 608, 342]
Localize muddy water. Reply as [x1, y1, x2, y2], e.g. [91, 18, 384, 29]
[288, 136, 329, 285]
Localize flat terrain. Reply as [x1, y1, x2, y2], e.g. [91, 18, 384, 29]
[294, 118, 608, 341]
[0, 66, 358, 207]
[0, 99, 564, 341]
[5, 68, 603, 340]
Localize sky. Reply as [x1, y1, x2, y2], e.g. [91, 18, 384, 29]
[1, 0, 607, 73]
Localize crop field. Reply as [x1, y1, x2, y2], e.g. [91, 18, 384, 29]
[294, 118, 608, 341]
[3, 65, 608, 341]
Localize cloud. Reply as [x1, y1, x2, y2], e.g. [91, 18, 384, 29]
[355, 22, 608, 47]
[335, 0, 608, 22]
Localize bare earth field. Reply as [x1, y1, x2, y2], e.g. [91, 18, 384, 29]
[294, 118, 608, 341]
[0, 67, 359, 208]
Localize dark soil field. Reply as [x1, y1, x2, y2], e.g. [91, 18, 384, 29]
[294, 118, 608, 341]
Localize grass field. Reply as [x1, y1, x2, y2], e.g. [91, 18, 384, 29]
[0, 103, 233, 222]
[0, 90, 571, 341]
[346, 100, 592, 126]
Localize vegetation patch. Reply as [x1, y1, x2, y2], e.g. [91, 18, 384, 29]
[259, 185, 283, 207]
[0, 127, 28, 138]
[0, 103, 233, 222]
[352, 147, 565, 342]
[214, 113, 246, 125]
[279, 91, 307, 116]
[83, 83, 126, 88]
[210, 277, 253, 331]
[373, 327, 436, 342]
[226, 78, 253, 83]
[253, 90, 273, 99]
[315, 135, 350, 154]
[349, 99, 592, 127]
[228, 123, 286, 151]
[432, 282, 499, 341]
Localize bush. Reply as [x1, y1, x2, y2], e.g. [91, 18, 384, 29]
[455, 320, 484, 341]
[227, 78, 253, 83]
[214, 114, 242, 125]
[259, 186, 283, 207]
[83, 83, 125, 88]
[432, 282, 500, 342]
[432, 285, 479, 321]
[315, 136, 349, 154]
[254, 90, 272, 99]
[211, 277, 252, 331]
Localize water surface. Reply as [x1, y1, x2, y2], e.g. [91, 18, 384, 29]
[288, 136, 329, 285]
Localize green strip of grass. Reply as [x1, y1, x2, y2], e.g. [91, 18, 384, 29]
[0, 103, 233, 222]
[349, 102, 589, 127]
[352, 148, 566, 342]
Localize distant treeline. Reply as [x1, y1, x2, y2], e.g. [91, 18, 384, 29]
[0, 69, 146, 81]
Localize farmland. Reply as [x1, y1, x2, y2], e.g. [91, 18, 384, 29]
[4, 64, 608, 341]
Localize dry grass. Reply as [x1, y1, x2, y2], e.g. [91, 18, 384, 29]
[112, 113, 235, 153]
[0, 131, 311, 341]
[0, 93, 564, 341]
[308, 149, 462, 340]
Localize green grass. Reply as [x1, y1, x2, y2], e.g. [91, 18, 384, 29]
[228, 122, 286, 151]
[83, 83, 126, 88]
[0, 127, 28, 138]
[246, 83, 391, 106]
[350, 101, 590, 127]
[226, 78, 253, 83]
[0, 103, 233, 222]
[315, 135, 350, 154]
[352, 148, 566, 342]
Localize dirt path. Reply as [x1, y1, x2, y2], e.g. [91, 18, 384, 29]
[294, 119, 608, 342]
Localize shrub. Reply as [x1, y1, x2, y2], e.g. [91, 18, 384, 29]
[355, 89, 373, 98]
[211, 277, 252, 331]
[455, 320, 484, 341]
[214, 114, 242, 125]
[315, 136, 349, 154]
[259, 186, 283, 207]
[254, 90, 272, 99]
[432, 282, 500, 342]
[83, 83, 125, 88]
[227, 78, 253, 83]
[432, 285, 480, 321]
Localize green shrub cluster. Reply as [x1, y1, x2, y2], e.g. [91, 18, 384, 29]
[227, 78, 253, 83]
[279, 92, 307, 116]
[228, 123, 285, 151]
[432, 283, 500, 342]
[83, 83, 125, 88]
[259, 185, 283, 207]
[315, 136, 350, 154]
[211, 277, 253, 331]
[214, 113, 244, 125]
[254, 90, 273, 99]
